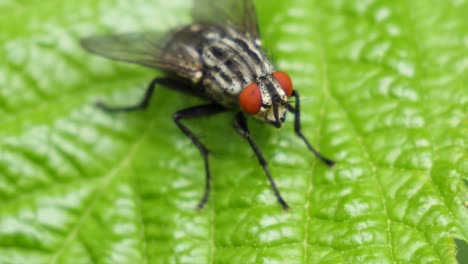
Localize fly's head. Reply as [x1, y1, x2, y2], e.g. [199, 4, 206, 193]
[239, 72, 293, 128]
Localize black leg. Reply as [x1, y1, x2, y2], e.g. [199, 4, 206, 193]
[234, 112, 289, 210]
[288, 90, 335, 167]
[96, 77, 193, 112]
[173, 104, 227, 209]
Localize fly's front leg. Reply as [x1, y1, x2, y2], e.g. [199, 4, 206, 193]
[234, 112, 289, 210]
[96, 77, 184, 112]
[287, 90, 335, 167]
[173, 104, 227, 209]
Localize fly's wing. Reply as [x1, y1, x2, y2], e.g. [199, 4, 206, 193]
[192, 0, 259, 39]
[80, 32, 203, 80]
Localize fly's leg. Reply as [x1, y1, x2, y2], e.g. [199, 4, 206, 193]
[96, 77, 190, 112]
[173, 104, 227, 209]
[234, 112, 289, 210]
[288, 90, 335, 167]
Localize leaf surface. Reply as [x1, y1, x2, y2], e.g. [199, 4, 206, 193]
[0, 0, 467, 263]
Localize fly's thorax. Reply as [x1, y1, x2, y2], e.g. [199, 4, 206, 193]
[239, 73, 294, 128]
[197, 25, 274, 107]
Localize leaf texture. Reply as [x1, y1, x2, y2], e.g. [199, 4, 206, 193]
[0, 0, 466, 263]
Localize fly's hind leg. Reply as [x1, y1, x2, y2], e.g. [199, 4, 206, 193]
[173, 104, 227, 209]
[96, 77, 193, 112]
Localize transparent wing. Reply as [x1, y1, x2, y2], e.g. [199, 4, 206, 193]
[80, 32, 202, 79]
[191, 0, 259, 39]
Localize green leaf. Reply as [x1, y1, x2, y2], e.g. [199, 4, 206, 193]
[1, 0, 467, 263]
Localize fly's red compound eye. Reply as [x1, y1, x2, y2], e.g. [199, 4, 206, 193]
[273, 71, 293, 97]
[239, 82, 262, 114]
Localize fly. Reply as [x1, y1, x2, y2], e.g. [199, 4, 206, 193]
[80, 0, 335, 210]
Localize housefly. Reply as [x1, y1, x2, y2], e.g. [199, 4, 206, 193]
[80, 0, 335, 210]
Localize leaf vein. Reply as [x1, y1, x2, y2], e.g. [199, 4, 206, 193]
[48, 118, 155, 264]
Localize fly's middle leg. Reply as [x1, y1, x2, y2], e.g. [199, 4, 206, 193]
[173, 104, 227, 209]
[234, 112, 289, 210]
